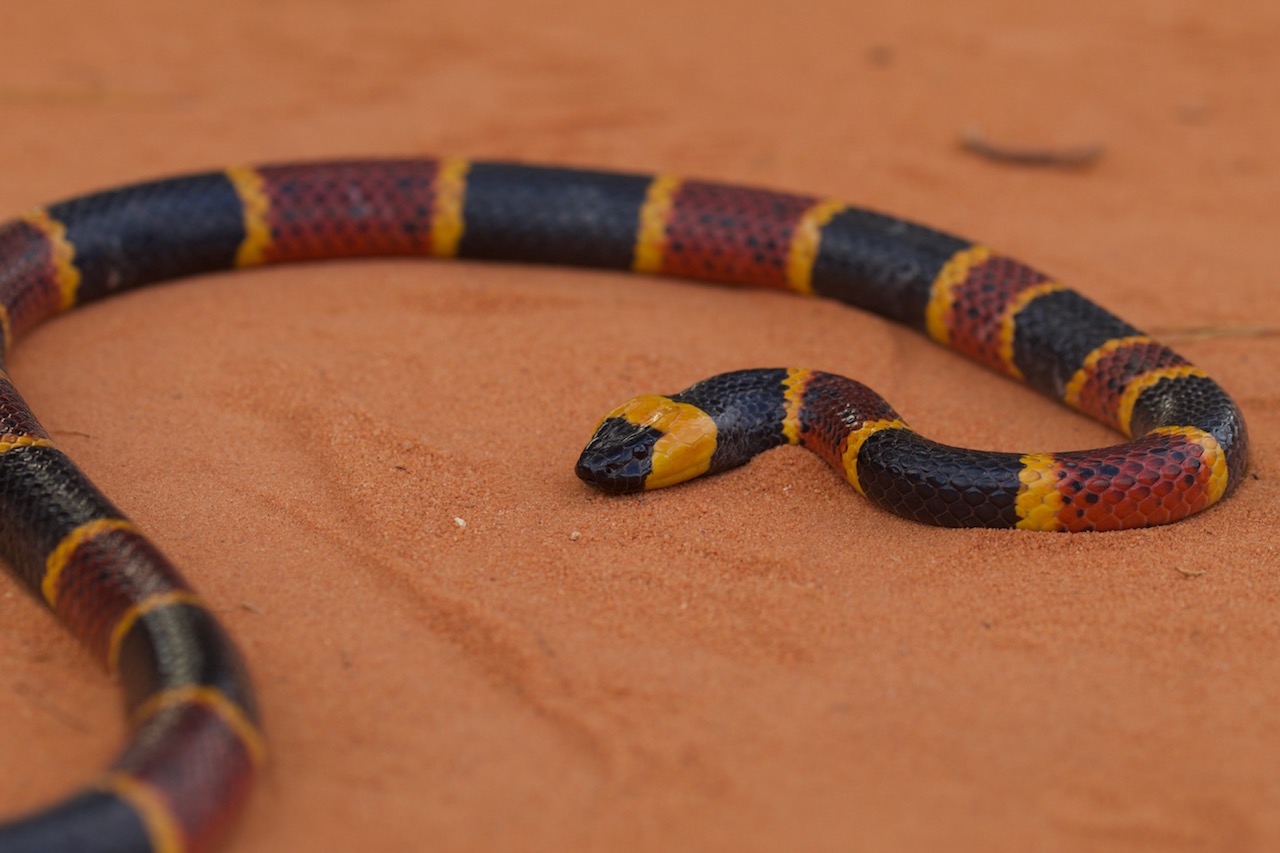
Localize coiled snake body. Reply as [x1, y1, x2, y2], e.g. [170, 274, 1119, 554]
[0, 159, 1248, 851]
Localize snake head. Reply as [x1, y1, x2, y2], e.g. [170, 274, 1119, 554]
[576, 394, 718, 493]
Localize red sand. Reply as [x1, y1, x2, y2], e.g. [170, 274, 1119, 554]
[1, 2, 1278, 850]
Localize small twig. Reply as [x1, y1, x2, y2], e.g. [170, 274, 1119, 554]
[49, 428, 93, 440]
[1149, 324, 1279, 344]
[961, 128, 1104, 170]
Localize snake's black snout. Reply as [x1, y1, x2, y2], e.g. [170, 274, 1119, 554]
[575, 416, 662, 493]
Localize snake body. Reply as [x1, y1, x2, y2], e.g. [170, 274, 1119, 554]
[0, 159, 1248, 851]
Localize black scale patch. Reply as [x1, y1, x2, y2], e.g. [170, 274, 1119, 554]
[0, 788, 153, 852]
[47, 172, 247, 302]
[672, 368, 792, 473]
[1129, 373, 1250, 489]
[856, 428, 1024, 528]
[0, 444, 121, 591]
[809, 207, 970, 328]
[116, 601, 260, 721]
[459, 163, 653, 269]
[1010, 288, 1140, 398]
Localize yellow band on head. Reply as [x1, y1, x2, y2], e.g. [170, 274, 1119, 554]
[609, 394, 718, 490]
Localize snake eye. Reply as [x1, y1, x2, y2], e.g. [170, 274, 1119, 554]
[632, 447, 650, 459]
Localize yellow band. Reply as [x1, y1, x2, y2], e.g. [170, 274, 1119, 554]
[1015, 453, 1065, 531]
[1117, 365, 1208, 437]
[0, 433, 54, 454]
[785, 199, 845, 294]
[22, 208, 81, 310]
[925, 244, 991, 345]
[226, 166, 272, 268]
[781, 368, 812, 445]
[633, 175, 682, 274]
[0, 303, 11, 354]
[431, 156, 470, 257]
[996, 281, 1066, 379]
[840, 419, 908, 494]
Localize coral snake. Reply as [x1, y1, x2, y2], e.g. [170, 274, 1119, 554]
[0, 158, 1248, 851]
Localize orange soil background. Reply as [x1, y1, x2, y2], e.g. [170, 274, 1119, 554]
[1, 1, 1277, 851]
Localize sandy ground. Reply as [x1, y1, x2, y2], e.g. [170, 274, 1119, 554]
[0, 1, 1277, 851]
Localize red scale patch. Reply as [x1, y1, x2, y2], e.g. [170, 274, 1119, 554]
[1070, 340, 1188, 429]
[661, 182, 815, 287]
[117, 701, 258, 847]
[797, 372, 902, 470]
[1051, 433, 1216, 532]
[258, 160, 445, 263]
[0, 218, 65, 346]
[0, 373, 50, 438]
[52, 529, 190, 662]
[945, 254, 1051, 372]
